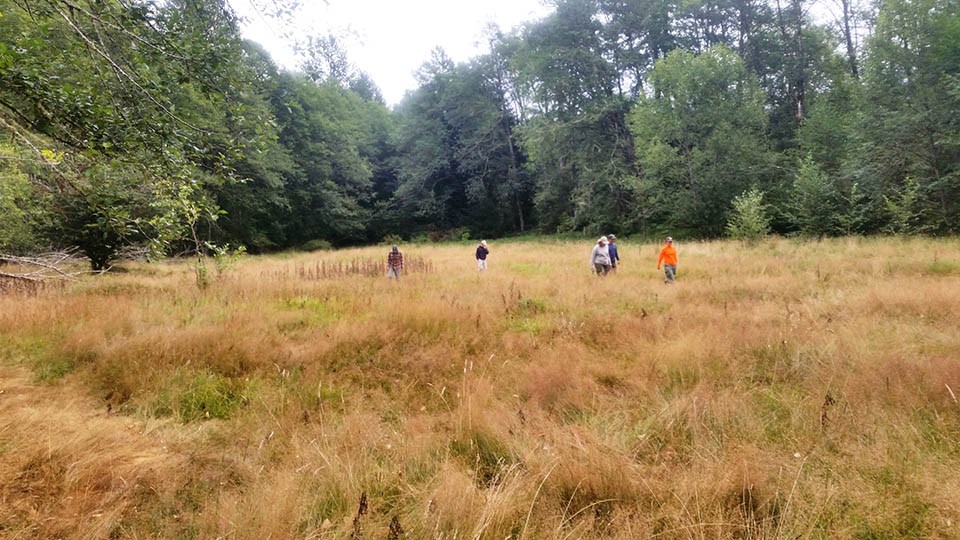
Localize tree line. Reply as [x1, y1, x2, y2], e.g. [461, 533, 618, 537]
[1, 0, 957, 270]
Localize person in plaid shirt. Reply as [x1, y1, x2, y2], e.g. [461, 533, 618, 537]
[387, 245, 404, 279]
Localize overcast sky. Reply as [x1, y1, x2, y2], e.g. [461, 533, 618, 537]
[229, 0, 553, 106]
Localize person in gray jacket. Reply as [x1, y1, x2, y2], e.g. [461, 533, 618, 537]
[590, 236, 612, 276]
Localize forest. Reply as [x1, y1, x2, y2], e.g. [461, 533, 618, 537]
[1, 0, 958, 270]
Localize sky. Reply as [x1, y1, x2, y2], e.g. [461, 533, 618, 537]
[229, 0, 554, 106]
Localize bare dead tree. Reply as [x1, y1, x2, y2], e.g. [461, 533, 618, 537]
[0, 250, 86, 292]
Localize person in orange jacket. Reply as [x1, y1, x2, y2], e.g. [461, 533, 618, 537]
[657, 236, 678, 284]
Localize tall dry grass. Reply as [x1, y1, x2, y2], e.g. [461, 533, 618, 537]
[2, 236, 960, 538]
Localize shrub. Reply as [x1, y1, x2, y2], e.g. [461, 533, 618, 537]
[727, 188, 770, 241]
[382, 233, 403, 246]
[301, 239, 333, 251]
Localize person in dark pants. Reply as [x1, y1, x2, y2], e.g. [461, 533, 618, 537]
[591, 236, 612, 276]
[607, 234, 620, 272]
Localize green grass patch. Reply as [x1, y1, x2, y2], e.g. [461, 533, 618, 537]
[746, 341, 811, 385]
[277, 296, 341, 332]
[506, 262, 540, 276]
[33, 356, 77, 381]
[450, 429, 517, 488]
[515, 297, 546, 315]
[507, 317, 545, 335]
[0, 333, 81, 382]
[153, 370, 254, 422]
[849, 479, 933, 539]
[926, 260, 958, 276]
[300, 486, 351, 533]
[280, 296, 340, 320]
[401, 457, 437, 486]
[660, 364, 702, 397]
[0, 334, 51, 364]
[752, 388, 796, 443]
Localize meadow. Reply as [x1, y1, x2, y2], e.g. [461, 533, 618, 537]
[2, 236, 960, 539]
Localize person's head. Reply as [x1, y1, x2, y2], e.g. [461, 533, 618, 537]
[608, 234, 616, 243]
[392, 245, 399, 252]
[598, 236, 607, 245]
[481, 240, 487, 246]
[665, 236, 673, 245]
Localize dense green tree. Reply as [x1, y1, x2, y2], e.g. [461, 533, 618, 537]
[48, 160, 155, 270]
[629, 46, 776, 237]
[744, 17, 846, 151]
[510, 0, 638, 235]
[790, 155, 843, 237]
[850, 0, 960, 234]
[447, 58, 533, 236]
[597, 0, 678, 96]
[0, 0, 281, 267]
[0, 142, 49, 254]
[204, 42, 293, 251]
[390, 49, 533, 239]
[270, 75, 376, 246]
[2, 0, 959, 258]
[512, 0, 617, 118]
[797, 69, 860, 177]
[521, 98, 639, 234]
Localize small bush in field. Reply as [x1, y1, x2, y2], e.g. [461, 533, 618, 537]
[727, 188, 770, 241]
[301, 239, 333, 251]
[382, 233, 403, 246]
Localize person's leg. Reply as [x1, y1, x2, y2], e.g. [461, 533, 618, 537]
[664, 265, 676, 283]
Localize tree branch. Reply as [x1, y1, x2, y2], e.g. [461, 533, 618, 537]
[49, 2, 216, 136]
[0, 251, 84, 283]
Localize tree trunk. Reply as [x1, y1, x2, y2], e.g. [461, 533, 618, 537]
[841, 0, 860, 78]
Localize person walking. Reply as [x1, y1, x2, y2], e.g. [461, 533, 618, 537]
[387, 244, 404, 280]
[607, 234, 620, 272]
[476, 240, 490, 271]
[657, 236, 678, 284]
[591, 236, 612, 276]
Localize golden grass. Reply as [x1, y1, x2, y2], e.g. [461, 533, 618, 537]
[2, 236, 960, 538]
